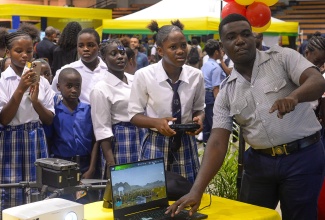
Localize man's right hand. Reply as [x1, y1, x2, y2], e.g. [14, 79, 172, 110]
[165, 191, 203, 217]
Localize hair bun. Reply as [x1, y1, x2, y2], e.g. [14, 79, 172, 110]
[147, 20, 159, 33]
[171, 20, 184, 31]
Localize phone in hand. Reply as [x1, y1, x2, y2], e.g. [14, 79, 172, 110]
[31, 61, 42, 84]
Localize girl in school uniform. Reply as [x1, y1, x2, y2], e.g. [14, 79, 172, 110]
[90, 39, 144, 176]
[128, 20, 205, 183]
[0, 32, 54, 215]
[51, 28, 109, 105]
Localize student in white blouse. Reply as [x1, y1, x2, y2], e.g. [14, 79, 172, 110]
[51, 28, 109, 104]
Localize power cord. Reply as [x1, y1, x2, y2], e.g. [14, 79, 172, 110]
[197, 185, 212, 211]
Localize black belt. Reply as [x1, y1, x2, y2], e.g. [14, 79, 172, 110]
[205, 88, 213, 92]
[253, 131, 321, 156]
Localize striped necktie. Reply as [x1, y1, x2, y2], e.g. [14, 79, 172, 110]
[167, 79, 182, 152]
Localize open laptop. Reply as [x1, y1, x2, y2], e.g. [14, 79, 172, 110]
[108, 158, 208, 220]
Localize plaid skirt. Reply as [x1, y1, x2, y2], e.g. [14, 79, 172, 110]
[111, 122, 146, 164]
[140, 130, 200, 183]
[101, 122, 146, 179]
[0, 121, 48, 218]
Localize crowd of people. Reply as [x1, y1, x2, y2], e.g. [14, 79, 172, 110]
[0, 13, 325, 220]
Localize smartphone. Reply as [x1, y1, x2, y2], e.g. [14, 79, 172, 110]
[31, 60, 42, 84]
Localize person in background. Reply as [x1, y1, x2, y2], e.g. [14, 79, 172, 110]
[125, 47, 137, 75]
[46, 67, 99, 203]
[299, 33, 313, 56]
[186, 45, 200, 69]
[119, 36, 137, 75]
[120, 36, 130, 48]
[305, 32, 325, 70]
[304, 33, 325, 220]
[0, 31, 54, 217]
[149, 33, 159, 64]
[191, 38, 201, 50]
[130, 36, 149, 70]
[167, 14, 325, 220]
[0, 27, 8, 59]
[201, 39, 226, 145]
[51, 21, 82, 76]
[253, 32, 270, 51]
[34, 58, 53, 84]
[129, 20, 205, 183]
[203, 45, 234, 75]
[191, 38, 203, 68]
[52, 28, 108, 104]
[53, 28, 61, 45]
[0, 57, 11, 75]
[36, 26, 57, 66]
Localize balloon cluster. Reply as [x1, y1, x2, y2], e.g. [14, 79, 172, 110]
[221, 0, 279, 32]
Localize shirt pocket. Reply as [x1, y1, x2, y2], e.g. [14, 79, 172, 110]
[263, 79, 288, 106]
[230, 98, 253, 125]
[263, 79, 287, 94]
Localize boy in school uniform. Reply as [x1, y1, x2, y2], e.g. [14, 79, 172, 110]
[46, 67, 99, 203]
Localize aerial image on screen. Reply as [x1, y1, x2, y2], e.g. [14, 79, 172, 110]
[110, 160, 167, 210]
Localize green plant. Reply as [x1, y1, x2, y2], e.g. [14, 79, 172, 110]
[205, 123, 240, 200]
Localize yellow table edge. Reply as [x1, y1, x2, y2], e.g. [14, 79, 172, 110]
[84, 194, 281, 220]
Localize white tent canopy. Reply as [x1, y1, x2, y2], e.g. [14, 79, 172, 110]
[117, 0, 222, 20]
[103, 0, 299, 36]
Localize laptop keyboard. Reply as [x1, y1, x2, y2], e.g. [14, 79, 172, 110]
[126, 209, 208, 220]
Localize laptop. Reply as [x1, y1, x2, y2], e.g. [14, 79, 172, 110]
[108, 158, 208, 220]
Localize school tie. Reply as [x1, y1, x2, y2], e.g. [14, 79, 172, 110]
[167, 79, 182, 152]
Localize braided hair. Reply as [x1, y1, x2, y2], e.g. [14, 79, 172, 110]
[58, 21, 82, 51]
[147, 20, 185, 47]
[5, 31, 32, 50]
[0, 27, 8, 51]
[306, 32, 325, 53]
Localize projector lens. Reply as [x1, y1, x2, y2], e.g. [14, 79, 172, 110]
[65, 211, 78, 220]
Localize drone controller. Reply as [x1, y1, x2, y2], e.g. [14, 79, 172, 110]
[169, 123, 200, 132]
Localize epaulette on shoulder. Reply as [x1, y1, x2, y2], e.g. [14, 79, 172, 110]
[220, 75, 230, 90]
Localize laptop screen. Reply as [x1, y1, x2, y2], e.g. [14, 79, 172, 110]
[110, 158, 168, 216]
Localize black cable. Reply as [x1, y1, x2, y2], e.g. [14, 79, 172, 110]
[197, 186, 212, 211]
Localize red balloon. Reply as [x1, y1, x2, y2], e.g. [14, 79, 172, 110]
[221, 2, 247, 19]
[246, 2, 271, 27]
[223, 0, 235, 2]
